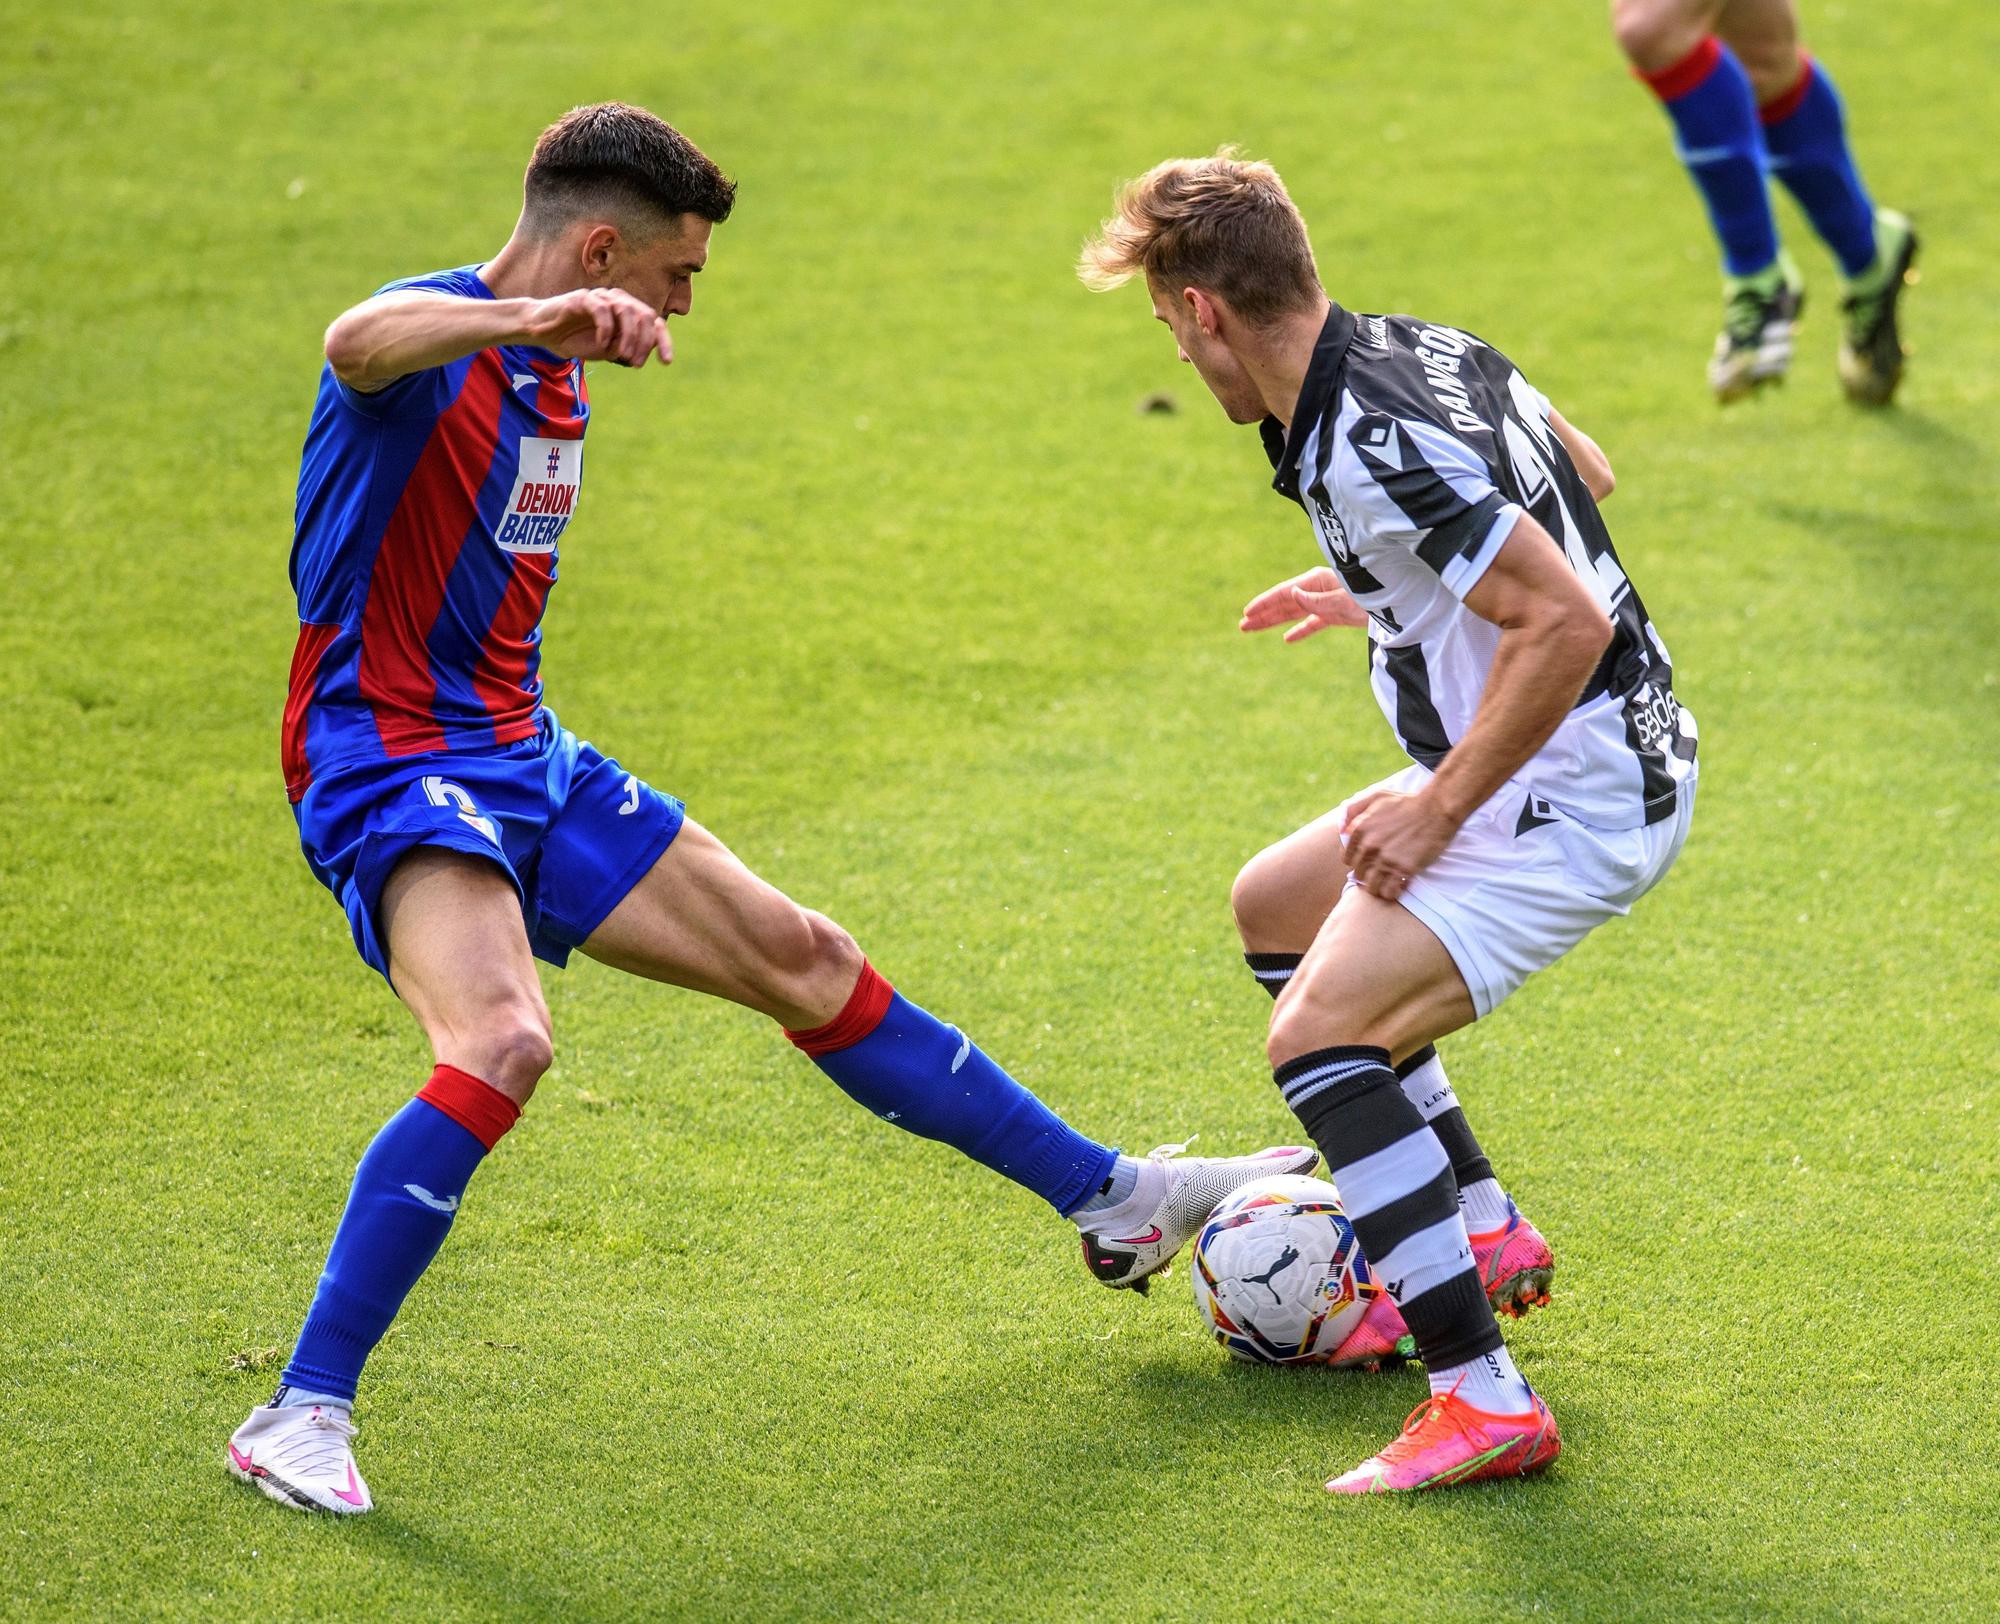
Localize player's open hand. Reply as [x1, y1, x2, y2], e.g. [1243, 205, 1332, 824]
[1340, 789, 1458, 901]
[523, 287, 672, 368]
[1240, 567, 1368, 642]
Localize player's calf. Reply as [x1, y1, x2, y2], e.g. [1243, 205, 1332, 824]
[1394, 1046, 1555, 1317]
[1245, 972, 1553, 1315]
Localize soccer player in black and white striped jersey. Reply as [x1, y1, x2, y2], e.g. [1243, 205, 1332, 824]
[1080, 153, 1698, 1493]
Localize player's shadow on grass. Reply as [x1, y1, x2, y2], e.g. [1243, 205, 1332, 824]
[722, 1354, 1698, 1617]
[1765, 422, 1996, 739]
[338, 1508, 580, 1618]
[1870, 405, 1988, 464]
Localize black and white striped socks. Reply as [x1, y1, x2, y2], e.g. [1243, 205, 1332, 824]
[1244, 952, 1303, 998]
[1246, 954, 1512, 1235]
[1273, 1045, 1503, 1375]
[1393, 1044, 1512, 1234]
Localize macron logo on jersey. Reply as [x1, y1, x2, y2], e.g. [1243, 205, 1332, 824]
[496, 436, 582, 555]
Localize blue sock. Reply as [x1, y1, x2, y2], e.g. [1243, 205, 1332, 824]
[1759, 56, 1878, 278]
[788, 963, 1118, 1215]
[1638, 36, 1779, 277]
[279, 1066, 519, 1402]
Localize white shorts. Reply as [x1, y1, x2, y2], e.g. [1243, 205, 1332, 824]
[1341, 764, 1696, 1019]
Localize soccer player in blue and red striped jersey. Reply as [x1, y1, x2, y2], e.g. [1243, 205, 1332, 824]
[227, 103, 1314, 1517]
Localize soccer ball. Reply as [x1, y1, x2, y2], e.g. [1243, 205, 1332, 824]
[1189, 1173, 1378, 1365]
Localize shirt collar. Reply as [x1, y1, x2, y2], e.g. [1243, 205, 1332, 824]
[1266, 302, 1357, 503]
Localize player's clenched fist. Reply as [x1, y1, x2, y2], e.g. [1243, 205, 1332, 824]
[1239, 566, 1368, 642]
[523, 286, 672, 368]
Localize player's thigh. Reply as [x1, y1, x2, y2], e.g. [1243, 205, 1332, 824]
[1231, 807, 1351, 953]
[1610, 0, 1726, 70]
[380, 846, 553, 1101]
[1266, 886, 1476, 1070]
[1715, 0, 1802, 101]
[578, 818, 861, 1029]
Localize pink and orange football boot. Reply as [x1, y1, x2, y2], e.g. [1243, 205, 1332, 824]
[1324, 1387, 1561, 1495]
[1470, 1198, 1554, 1320]
[1324, 1288, 1414, 1372]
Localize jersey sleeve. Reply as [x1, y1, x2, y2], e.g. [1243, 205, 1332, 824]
[1337, 411, 1523, 599]
[329, 269, 484, 422]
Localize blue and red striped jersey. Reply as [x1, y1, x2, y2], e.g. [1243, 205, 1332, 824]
[283, 266, 590, 800]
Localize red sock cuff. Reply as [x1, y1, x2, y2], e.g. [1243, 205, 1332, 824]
[1636, 34, 1721, 100]
[785, 961, 895, 1058]
[1758, 53, 1814, 124]
[417, 1063, 521, 1150]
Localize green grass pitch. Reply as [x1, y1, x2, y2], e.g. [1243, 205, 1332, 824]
[3, 0, 1996, 1617]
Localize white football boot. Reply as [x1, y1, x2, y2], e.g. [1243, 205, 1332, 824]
[1077, 1140, 1319, 1293]
[225, 1402, 372, 1515]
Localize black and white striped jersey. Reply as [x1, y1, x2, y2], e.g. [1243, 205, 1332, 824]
[1262, 304, 1697, 829]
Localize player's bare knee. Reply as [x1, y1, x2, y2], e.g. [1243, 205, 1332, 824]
[749, 904, 861, 1025]
[1733, 39, 1802, 104]
[452, 1000, 553, 1102]
[1611, 0, 1707, 69]
[796, 909, 864, 1007]
[1230, 851, 1278, 943]
[1232, 843, 1334, 954]
[502, 1013, 556, 1087]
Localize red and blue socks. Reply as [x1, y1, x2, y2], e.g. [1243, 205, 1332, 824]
[1759, 55, 1879, 279]
[786, 961, 1119, 1216]
[276, 1065, 518, 1406]
[277, 967, 1118, 1409]
[1638, 36, 1779, 277]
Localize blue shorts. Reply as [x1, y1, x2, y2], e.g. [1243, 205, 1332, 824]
[294, 711, 685, 981]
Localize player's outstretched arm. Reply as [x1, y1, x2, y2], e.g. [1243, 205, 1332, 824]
[324, 286, 671, 394]
[1341, 514, 1612, 899]
[1549, 407, 1615, 502]
[1240, 566, 1370, 643]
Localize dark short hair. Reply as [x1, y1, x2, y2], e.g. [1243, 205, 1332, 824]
[522, 103, 736, 236]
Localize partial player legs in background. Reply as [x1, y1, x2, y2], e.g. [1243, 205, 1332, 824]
[1616, 0, 1917, 403]
[1615, 0, 1804, 401]
[1720, 0, 1918, 403]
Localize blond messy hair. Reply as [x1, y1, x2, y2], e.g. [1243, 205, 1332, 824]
[1077, 148, 1321, 325]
